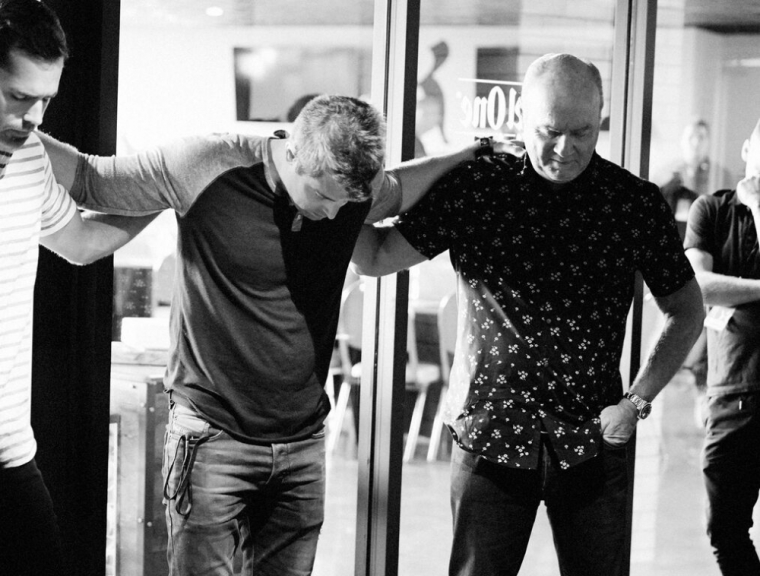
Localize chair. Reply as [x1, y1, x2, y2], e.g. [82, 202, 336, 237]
[326, 281, 442, 460]
[326, 281, 364, 454]
[427, 291, 458, 462]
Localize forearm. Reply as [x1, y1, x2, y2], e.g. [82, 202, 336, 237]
[42, 211, 161, 265]
[351, 225, 390, 277]
[351, 224, 427, 277]
[391, 141, 480, 212]
[80, 212, 162, 261]
[630, 284, 705, 401]
[695, 271, 760, 307]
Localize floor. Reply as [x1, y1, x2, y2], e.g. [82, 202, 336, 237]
[313, 370, 759, 576]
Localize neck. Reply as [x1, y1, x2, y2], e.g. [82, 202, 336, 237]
[268, 138, 289, 194]
[0, 149, 12, 179]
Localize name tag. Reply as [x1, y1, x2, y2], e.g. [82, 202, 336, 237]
[704, 306, 734, 332]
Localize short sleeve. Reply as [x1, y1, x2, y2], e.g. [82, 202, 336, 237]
[635, 182, 695, 297]
[394, 163, 476, 259]
[683, 194, 715, 254]
[40, 148, 76, 237]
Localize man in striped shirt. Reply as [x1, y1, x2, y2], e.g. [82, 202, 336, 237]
[0, 2, 154, 574]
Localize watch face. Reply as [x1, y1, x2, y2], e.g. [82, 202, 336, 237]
[640, 403, 652, 419]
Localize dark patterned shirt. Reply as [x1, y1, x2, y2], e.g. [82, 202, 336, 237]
[395, 152, 694, 470]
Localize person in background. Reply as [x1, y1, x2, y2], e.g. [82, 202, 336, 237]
[351, 53, 704, 576]
[285, 92, 321, 122]
[658, 119, 716, 413]
[660, 119, 713, 220]
[40, 93, 499, 575]
[0, 1, 155, 574]
[684, 118, 760, 576]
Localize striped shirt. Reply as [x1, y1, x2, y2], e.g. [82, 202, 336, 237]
[0, 133, 76, 468]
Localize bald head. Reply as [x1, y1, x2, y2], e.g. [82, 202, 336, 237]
[519, 53, 603, 186]
[743, 119, 760, 178]
[522, 54, 603, 111]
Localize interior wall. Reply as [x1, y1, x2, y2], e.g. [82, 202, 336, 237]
[651, 7, 760, 193]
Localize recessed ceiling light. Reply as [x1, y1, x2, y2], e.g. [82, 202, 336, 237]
[206, 6, 224, 17]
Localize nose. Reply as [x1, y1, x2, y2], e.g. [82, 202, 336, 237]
[23, 100, 46, 129]
[324, 199, 347, 220]
[554, 134, 572, 157]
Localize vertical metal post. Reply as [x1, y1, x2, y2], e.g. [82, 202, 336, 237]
[354, 1, 421, 575]
[611, 1, 659, 574]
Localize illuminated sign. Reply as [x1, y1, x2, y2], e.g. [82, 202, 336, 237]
[456, 78, 522, 138]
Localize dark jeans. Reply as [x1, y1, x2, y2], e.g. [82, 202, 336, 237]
[162, 403, 326, 576]
[449, 438, 629, 576]
[0, 459, 64, 576]
[703, 391, 760, 576]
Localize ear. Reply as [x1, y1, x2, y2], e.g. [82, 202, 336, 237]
[285, 145, 296, 162]
[742, 139, 750, 163]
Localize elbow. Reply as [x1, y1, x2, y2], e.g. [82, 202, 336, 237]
[62, 245, 110, 266]
[349, 259, 384, 278]
[691, 305, 706, 341]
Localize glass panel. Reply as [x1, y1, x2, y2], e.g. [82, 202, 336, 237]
[109, 2, 374, 575]
[646, 1, 760, 574]
[402, 2, 628, 575]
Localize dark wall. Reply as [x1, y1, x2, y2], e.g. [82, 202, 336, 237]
[31, 2, 120, 575]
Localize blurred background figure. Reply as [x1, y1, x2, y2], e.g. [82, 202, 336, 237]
[660, 119, 712, 225]
[415, 41, 449, 158]
[285, 93, 322, 123]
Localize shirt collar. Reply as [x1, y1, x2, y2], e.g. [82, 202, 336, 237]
[519, 151, 601, 190]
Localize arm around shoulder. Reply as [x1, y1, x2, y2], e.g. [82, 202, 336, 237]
[40, 210, 161, 266]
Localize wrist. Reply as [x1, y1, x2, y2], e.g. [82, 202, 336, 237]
[472, 136, 494, 160]
[619, 397, 638, 419]
[623, 391, 653, 420]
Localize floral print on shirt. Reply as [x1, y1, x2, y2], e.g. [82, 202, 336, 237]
[396, 153, 694, 470]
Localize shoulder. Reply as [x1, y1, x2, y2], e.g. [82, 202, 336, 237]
[435, 154, 521, 193]
[160, 132, 268, 168]
[592, 155, 654, 191]
[154, 133, 269, 190]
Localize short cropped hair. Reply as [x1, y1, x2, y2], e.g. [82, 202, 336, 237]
[290, 95, 386, 201]
[0, 0, 69, 69]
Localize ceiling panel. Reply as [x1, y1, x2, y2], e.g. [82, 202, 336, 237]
[685, 0, 760, 34]
[120, 0, 760, 33]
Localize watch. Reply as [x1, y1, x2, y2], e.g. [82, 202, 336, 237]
[473, 136, 494, 160]
[624, 392, 652, 420]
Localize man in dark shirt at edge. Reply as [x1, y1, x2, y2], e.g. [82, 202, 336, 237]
[351, 53, 704, 576]
[684, 118, 760, 576]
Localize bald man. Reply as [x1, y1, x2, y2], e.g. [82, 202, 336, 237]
[352, 53, 704, 576]
[684, 119, 760, 576]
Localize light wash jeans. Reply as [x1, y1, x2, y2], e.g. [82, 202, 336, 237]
[162, 402, 326, 576]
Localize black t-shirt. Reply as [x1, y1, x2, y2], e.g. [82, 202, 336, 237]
[684, 189, 760, 396]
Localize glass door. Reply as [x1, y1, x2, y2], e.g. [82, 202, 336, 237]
[400, 3, 621, 575]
